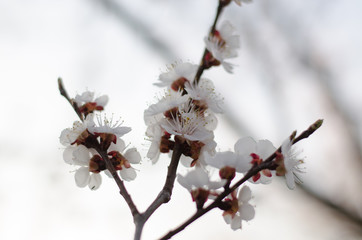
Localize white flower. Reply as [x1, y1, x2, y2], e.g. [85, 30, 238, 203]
[88, 114, 131, 139]
[234, 137, 276, 184]
[155, 62, 198, 90]
[144, 90, 189, 126]
[204, 21, 240, 73]
[62, 144, 103, 190]
[179, 132, 217, 168]
[278, 138, 304, 190]
[185, 78, 224, 114]
[233, 0, 253, 6]
[59, 114, 95, 146]
[178, 167, 226, 208]
[223, 186, 255, 230]
[205, 150, 250, 174]
[74, 167, 102, 190]
[177, 167, 226, 192]
[160, 106, 212, 142]
[74, 90, 108, 108]
[105, 139, 141, 181]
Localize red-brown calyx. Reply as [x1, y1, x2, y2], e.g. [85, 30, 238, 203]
[89, 155, 106, 173]
[219, 166, 236, 180]
[222, 190, 239, 217]
[159, 132, 175, 153]
[203, 51, 221, 69]
[94, 132, 117, 151]
[79, 102, 104, 116]
[108, 151, 131, 170]
[275, 151, 286, 176]
[71, 129, 98, 149]
[171, 77, 189, 92]
[250, 153, 272, 182]
[191, 188, 210, 209]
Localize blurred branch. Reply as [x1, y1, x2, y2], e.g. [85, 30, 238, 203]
[93, 0, 177, 62]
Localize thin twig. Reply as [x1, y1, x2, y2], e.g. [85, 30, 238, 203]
[58, 78, 83, 121]
[193, 1, 225, 86]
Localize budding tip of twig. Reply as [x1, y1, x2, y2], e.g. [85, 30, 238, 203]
[58, 77, 64, 91]
[312, 119, 324, 130]
[290, 130, 297, 140]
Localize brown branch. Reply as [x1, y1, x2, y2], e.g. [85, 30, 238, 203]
[159, 120, 323, 239]
[58, 78, 83, 121]
[134, 141, 183, 240]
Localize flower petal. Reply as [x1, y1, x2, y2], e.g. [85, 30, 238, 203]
[230, 215, 242, 230]
[108, 139, 126, 152]
[119, 168, 137, 181]
[234, 137, 256, 155]
[88, 173, 102, 190]
[239, 203, 255, 221]
[238, 186, 252, 202]
[285, 172, 296, 190]
[63, 146, 74, 164]
[257, 140, 276, 159]
[72, 145, 90, 166]
[74, 167, 90, 188]
[124, 148, 141, 164]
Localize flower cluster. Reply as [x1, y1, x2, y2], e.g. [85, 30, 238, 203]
[145, 61, 223, 166]
[60, 91, 141, 190]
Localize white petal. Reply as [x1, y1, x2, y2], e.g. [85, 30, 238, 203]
[177, 173, 192, 191]
[223, 214, 232, 224]
[94, 95, 109, 107]
[88, 173, 102, 190]
[63, 146, 75, 164]
[72, 145, 90, 166]
[257, 140, 276, 159]
[222, 61, 234, 73]
[234, 137, 256, 155]
[108, 139, 126, 152]
[113, 127, 132, 138]
[208, 179, 227, 190]
[124, 148, 141, 164]
[189, 167, 210, 187]
[180, 155, 194, 167]
[235, 155, 252, 173]
[285, 172, 296, 190]
[238, 186, 252, 202]
[184, 129, 210, 141]
[205, 114, 218, 131]
[239, 203, 255, 221]
[259, 174, 272, 184]
[230, 215, 242, 230]
[59, 128, 78, 146]
[119, 168, 137, 181]
[74, 167, 90, 188]
[147, 141, 161, 164]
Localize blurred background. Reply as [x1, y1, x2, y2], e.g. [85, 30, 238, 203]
[0, 0, 361, 239]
